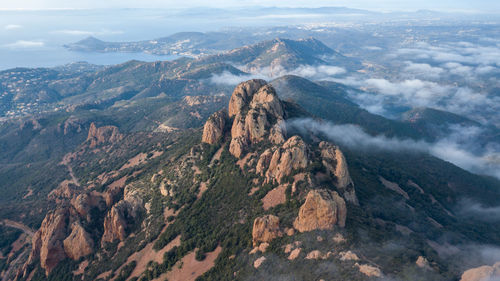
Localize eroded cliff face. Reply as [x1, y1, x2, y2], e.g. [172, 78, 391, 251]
[29, 209, 69, 275]
[101, 193, 143, 246]
[319, 141, 358, 205]
[201, 109, 227, 144]
[264, 135, 309, 184]
[27, 207, 95, 275]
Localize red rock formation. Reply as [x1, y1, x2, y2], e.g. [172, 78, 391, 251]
[293, 189, 347, 232]
[252, 215, 282, 246]
[86, 122, 123, 148]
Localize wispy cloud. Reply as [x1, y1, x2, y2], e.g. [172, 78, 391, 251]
[394, 41, 500, 67]
[332, 76, 499, 120]
[209, 71, 265, 85]
[4, 24, 22, 30]
[456, 199, 500, 222]
[287, 118, 500, 179]
[3, 40, 45, 48]
[210, 64, 346, 85]
[51, 29, 124, 36]
[363, 46, 382, 51]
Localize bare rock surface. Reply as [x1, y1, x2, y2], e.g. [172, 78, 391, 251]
[460, 262, 500, 281]
[29, 208, 69, 275]
[86, 122, 123, 148]
[294, 189, 347, 232]
[319, 141, 358, 204]
[201, 109, 227, 144]
[63, 221, 94, 260]
[266, 136, 308, 184]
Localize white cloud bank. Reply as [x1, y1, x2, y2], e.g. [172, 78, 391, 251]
[210, 64, 346, 86]
[287, 118, 500, 179]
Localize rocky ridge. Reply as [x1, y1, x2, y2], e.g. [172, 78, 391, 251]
[201, 79, 358, 247]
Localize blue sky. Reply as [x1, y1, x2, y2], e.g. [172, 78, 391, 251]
[1, 0, 499, 13]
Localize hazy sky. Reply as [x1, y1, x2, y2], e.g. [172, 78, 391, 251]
[1, 0, 499, 13]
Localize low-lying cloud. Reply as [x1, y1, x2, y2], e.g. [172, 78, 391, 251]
[3, 40, 45, 48]
[287, 118, 500, 179]
[394, 41, 500, 67]
[456, 199, 500, 222]
[403, 61, 444, 79]
[209, 71, 265, 85]
[209, 64, 346, 85]
[333, 76, 499, 121]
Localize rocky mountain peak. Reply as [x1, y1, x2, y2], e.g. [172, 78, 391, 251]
[228, 80, 285, 158]
[203, 79, 286, 157]
[228, 79, 268, 117]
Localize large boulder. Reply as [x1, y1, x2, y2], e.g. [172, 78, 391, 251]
[293, 189, 347, 232]
[460, 262, 500, 281]
[252, 215, 282, 246]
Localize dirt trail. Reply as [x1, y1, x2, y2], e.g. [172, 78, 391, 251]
[61, 153, 80, 187]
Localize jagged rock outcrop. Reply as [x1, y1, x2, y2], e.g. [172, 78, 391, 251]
[101, 196, 143, 246]
[256, 148, 273, 175]
[228, 79, 268, 117]
[101, 204, 128, 245]
[269, 120, 287, 144]
[27, 204, 98, 275]
[29, 208, 69, 275]
[265, 136, 308, 184]
[86, 122, 123, 148]
[252, 215, 282, 246]
[460, 262, 500, 281]
[226, 80, 285, 158]
[293, 189, 346, 232]
[63, 222, 94, 260]
[202, 109, 227, 144]
[319, 141, 358, 204]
